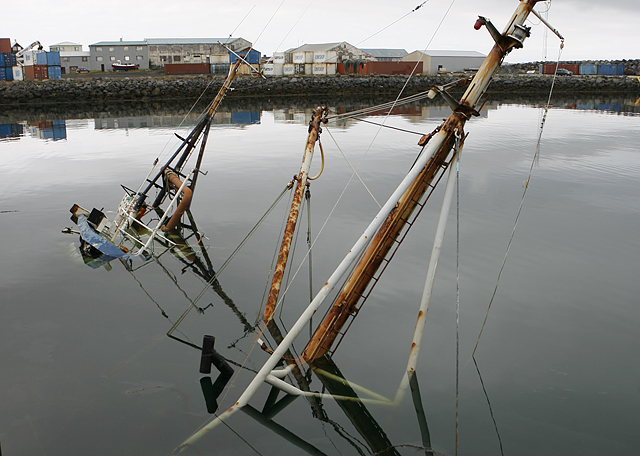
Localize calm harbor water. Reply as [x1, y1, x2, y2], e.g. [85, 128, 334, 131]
[1, 95, 639, 456]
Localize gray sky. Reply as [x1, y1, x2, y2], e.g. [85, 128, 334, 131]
[5, 0, 638, 63]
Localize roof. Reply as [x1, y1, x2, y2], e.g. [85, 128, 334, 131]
[51, 41, 82, 47]
[361, 49, 408, 58]
[90, 41, 148, 47]
[409, 50, 486, 58]
[144, 38, 245, 45]
[292, 42, 350, 53]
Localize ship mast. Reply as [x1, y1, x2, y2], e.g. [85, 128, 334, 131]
[175, 1, 547, 450]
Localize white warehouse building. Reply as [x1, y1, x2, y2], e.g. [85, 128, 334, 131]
[403, 50, 486, 74]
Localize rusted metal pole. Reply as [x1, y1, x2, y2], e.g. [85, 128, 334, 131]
[162, 170, 193, 232]
[263, 106, 328, 324]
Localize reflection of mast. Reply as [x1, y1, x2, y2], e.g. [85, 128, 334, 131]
[312, 355, 400, 456]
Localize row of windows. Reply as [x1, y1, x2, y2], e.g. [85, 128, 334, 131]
[61, 57, 88, 62]
[96, 55, 144, 61]
[94, 46, 144, 52]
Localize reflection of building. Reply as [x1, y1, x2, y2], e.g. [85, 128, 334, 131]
[50, 41, 90, 74]
[0, 123, 24, 140]
[19, 120, 67, 141]
[403, 50, 486, 74]
[93, 111, 260, 130]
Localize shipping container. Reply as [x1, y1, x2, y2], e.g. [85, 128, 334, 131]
[12, 66, 23, 81]
[292, 52, 306, 64]
[210, 63, 229, 74]
[230, 49, 260, 64]
[598, 64, 624, 76]
[283, 63, 295, 75]
[34, 64, 48, 80]
[579, 64, 597, 75]
[164, 63, 209, 74]
[539, 63, 579, 75]
[0, 52, 17, 67]
[23, 65, 36, 80]
[273, 63, 283, 76]
[312, 63, 326, 75]
[48, 65, 62, 79]
[327, 63, 337, 75]
[22, 51, 37, 66]
[4, 66, 14, 81]
[0, 68, 5, 81]
[0, 38, 11, 54]
[36, 52, 48, 66]
[46, 51, 61, 66]
[304, 63, 312, 75]
[262, 63, 274, 76]
[273, 52, 285, 65]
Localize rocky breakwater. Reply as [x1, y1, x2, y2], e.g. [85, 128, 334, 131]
[1, 73, 638, 106]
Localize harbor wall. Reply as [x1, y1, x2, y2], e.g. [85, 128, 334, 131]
[1, 73, 639, 105]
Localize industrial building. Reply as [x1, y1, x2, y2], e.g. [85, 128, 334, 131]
[403, 50, 486, 74]
[145, 38, 251, 68]
[89, 40, 149, 72]
[50, 42, 90, 74]
[361, 49, 408, 62]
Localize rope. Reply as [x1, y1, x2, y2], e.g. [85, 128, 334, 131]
[167, 184, 292, 335]
[455, 132, 461, 456]
[472, 39, 564, 356]
[307, 138, 325, 180]
[325, 126, 381, 208]
[355, 1, 430, 48]
[306, 189, 314, 339]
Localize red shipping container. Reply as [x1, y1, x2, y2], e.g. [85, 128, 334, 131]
[24, 65, 36, 80]
[540, 63, 579, 75]
[34, 65, 48, 80]
[0, 38, 11, 53]
[164, 63, 210, 75]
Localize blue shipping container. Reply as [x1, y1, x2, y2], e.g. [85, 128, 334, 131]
[46, 51, 60, 66]
[0, 52, 16, 67]
[5, 66, 13, 81]
[598, 64, 624, 76]
[0, 67, 5, 81]
[36, 52, 48, 65]
[48, 66, 62, 79]
[230, 50, 260, 64]
[579, 64, 597, 75]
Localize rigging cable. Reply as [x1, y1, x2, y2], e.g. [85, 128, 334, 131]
[472, 38, 565, 356]
[354, 1, 430, 48]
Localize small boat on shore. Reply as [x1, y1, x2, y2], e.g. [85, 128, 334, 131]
[112, 60, 139, 71]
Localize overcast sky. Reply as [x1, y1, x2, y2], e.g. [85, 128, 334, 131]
[5, 0, 638, 63]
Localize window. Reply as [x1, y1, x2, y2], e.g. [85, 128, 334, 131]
[173, 55, 180, 62]
[96, 56, 103, 61]
[136, 55, 143, 61]
[124, 55, 130, 61]
[136, 46, 143, 51]
[110, 56, 116, 61]
[82, 57, 88, 62]
[74, 46, 80, 51]
[109, 47, 114, 51]
[96, 47, 102, 52]
[62, 57, 70, 62]
[123, 46, 129, 51]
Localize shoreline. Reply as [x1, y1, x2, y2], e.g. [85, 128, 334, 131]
[1, 73, 639, 106]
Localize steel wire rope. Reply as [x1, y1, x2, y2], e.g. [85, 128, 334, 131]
[472, 38, 565, 356]
[166, 183, 293, 335]
[325, 126, 381, 208]
[455, 133, 461, 456]
[354, 1, 430, 49]
[321, 0, 458, 221]
[272, 2, 313, 53]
